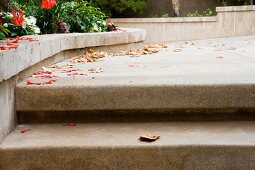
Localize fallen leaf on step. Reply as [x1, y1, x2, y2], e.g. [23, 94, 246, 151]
[49, 64, 62, 69]
[20, 129, 30, 133]
[88, 68, 103, 73]
[216, 56, 224, 59]
[139, 135, 160, 142]
[70, 49, 107, 63]
[228, 47, 236, 50]
[174, 49, 182, 52]
[159, 43, 168, 48]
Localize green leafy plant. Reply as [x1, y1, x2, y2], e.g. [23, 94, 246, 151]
[89, 0, 147, 18]
[0, 25, 10, 40]
[187, 8, 214, 17]
[18, 0, 63, 34]
[0, 11, 40, 37]
[61, 1, 107, 33]
[186, 11, 202, 17]
[216, 0, 253, 6]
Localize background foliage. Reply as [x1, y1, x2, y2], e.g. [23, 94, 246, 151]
[88, 0, 147, 18]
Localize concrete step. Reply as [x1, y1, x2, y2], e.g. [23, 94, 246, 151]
[1, 121, 255, 169]
[16, 36, 255, 121]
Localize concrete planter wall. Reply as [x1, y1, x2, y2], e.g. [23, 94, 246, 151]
[112, 6, 255, 43]
[0, 28, 146, 143]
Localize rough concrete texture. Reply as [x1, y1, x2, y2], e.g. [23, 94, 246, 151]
[0, 42, 144, 143]
[1, 121, 255, 169]
[0, 28, 146, 82]
[112, 6, 255, 43]
[16, 36, 255, 112]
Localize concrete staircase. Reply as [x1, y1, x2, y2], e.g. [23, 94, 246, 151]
[1, 36, 255, 170]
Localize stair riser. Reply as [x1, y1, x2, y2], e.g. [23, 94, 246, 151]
[16, 85, 255, 112]
[18, 110, 255, 123]
[1, 146, 255, 170]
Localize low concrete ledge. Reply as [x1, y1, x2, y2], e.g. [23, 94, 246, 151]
[0, 28, 146, 83]
[216, 5, 255, 12]
[112, 17, 217, 23]
[112, 5, 255, 43]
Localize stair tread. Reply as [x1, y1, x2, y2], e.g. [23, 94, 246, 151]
[2, 121, 255, 149]
[15, 36, 255, 111]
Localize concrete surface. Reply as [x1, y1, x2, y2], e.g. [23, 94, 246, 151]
[0, 28, 146, 82]
[112, 6, 255, 43]
[0, 29, 145, 143]
[16, 36, 255, 112]
[1, 121, 255, 169]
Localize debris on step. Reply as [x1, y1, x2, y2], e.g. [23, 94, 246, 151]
[139, 135, 160, 142]
[20, 129, 30, 133]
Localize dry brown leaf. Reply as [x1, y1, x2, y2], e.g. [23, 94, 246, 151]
[228, 47, 236, 50]
[70, 49, 107, 63]
[49, 65, 62, 69]
[159, 43, 168, 48]
[110, 44, 164, 57]
[174, 49, 182, 52]
[139, 135, 160, 142]
[88, 68, 103, 73]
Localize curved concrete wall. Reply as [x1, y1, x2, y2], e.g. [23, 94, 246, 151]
[0, 28, 146, 142]
[112, 6, 255, 43]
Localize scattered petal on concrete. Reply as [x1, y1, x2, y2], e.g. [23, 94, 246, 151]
[34, 75, 58, 79]
[20, 129, 30, 133]
[34, 71, 52, 75]
[26, 79, 56, 85]
[66, 123, 77, 126]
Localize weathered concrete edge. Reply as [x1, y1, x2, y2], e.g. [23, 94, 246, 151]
[0, 28, 146, 83]
[16, 83, 255, 111]
[1, 145, 255, 170]
[216, 5, 255, 12]
[111, 17, 217, 23]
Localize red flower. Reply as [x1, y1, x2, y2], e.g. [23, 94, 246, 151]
[11, 11, 24, 26]
[41, 0, 57, 10]
[17, 8, 25, 15]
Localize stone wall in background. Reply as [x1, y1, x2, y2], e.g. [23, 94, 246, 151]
[142, 0, 222, 17]
[113, 5, 255, 43]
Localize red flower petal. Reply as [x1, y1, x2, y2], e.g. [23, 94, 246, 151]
[41, 0, 57, 10]
[11, 11, 25, 26]
[26, 79, 56, 85]
[34, 71, 52, 75]
[67, 123, 76, 126]
[20, 129, 30, 133]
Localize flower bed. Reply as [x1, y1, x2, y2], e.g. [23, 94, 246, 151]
[0, 0, 112, 40]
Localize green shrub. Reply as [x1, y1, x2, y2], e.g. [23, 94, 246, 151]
[16, 0, 64, 34]
[88, 0, 147, 18]
[0, 25, 10, 40]
[216, 0, 253, 5]
[187, 8, 214, 17]
[61, 1, 107, 33]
